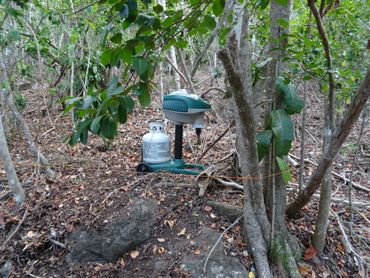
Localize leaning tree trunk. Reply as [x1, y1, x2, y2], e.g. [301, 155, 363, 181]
[218, 33, 272, 278]
[0, 93, 25, 204]
[4, 91, 55, 179]
[287, 64, 370, 216]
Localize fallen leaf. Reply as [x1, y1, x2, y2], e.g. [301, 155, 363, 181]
[157, 238, 165, 243]
[152, 245, 158, 254]
[119, 258, 125, 267]
[164, 219, 175, 229]
[248, 271, 255, 278]
[177, 228, 186, 236]
[204, 205, 213, 212]
[303, 244, 317, 260]
[130, 250, 139, 259]
[194, 249, 201, 255]
[298, 263, 312, 275]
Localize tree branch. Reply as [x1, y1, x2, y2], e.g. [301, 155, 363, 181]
[287, 65, 370, 217]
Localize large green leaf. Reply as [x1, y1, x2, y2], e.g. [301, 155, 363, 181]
[212, 0, 225, 16]
[256, 130, 272, 162]
[271, 109, 293, 157]
[138, 88, 151, 107]
[117, 104, 127, 124]
[276, 78, 303, 115]
[132, 57, 149, 75]
[90, 115, 103, 134]
[100, 116, 117, 139]
[276, 157, 291, 184]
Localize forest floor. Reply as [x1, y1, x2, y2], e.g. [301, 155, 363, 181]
[1, 73, 369, 278]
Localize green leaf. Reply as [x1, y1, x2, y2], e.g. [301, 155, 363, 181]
[117, 104, 127, 124]
[8, 29, 20, 41]
[190, 0, 200, 5]
[276, 78, 304, 115]
[5, 7, 20, 17]
[276, 157, 291, 184]
[68, 130, 80, 146]
[153, 4, 163, 13]
[134, 85, 150, 107]
[271, 109, 293, 157]
[90, 115, 103, 134]
[257, 0, 270, 9]
[100, 116, 117, 139]
[80, 127, 88, 144]
[276, 18, 289, 29]
[139, 90, 150, 107]
[302, 75, 312, 81]
[120, 46, 132, 64]
[119, 96, 135, 111]
[202, 15, 217, 30]
[132, 57, 149, 75]
[275, 0, 289, 7]
[256, 130, 273, 161]
[82, 95, 95, 109]
[110, 33, 122, 44]
[101, 49, 111, 65]
[212, 0, 225, 16]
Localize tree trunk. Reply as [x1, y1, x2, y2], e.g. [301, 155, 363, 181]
[0, 93, 25, 204]
[308, 0, 335, 254]
[287, 64, 370, 216]
[218, 33, 272, 278]
[190, 0, 235, 78]
[4, 91, 55, 179]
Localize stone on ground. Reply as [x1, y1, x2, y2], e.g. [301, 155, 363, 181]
[67, 198, 157, 263]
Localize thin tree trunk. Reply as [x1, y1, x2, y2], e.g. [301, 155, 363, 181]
[308, 0, 335, 253]
[169, 46, 181, 90]
[176, 49, 195, 94]
[0, 94, 25, 204]
[287, 64, 370, 216]
[190, 0, 235, 78]
[4, 92, 55, 179]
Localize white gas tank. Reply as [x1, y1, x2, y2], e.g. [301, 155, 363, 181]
[142, 121, 171, 164]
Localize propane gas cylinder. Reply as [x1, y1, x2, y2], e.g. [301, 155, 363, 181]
[142, 121, 171, 164]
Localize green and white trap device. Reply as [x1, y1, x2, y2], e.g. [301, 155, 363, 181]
[137, 90, 211, 175]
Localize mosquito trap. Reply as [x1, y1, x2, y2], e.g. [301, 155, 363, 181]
[137, 90, 211, 175]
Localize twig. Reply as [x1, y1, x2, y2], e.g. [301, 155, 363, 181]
[48, 238, 66, 248]
[215, 178, 243, 190]
[348, 107, 367, 236]
[73, 0, 101, 14]
[287, 187, 368, 207]
[1, 208, 28, 251]
[200, 87, 225, 98]
[203, 214, 243, 274]
[165, 55, 188, 85]
[331, 209, 369, 272]
[197, 120, 235, 162]
[288, 153, 370, 192]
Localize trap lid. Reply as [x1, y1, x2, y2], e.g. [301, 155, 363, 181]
[163, 90, 211, 113]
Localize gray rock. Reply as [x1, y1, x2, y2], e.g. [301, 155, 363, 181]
[180, 227, 247, 278]
[68, 198, 157, 263]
